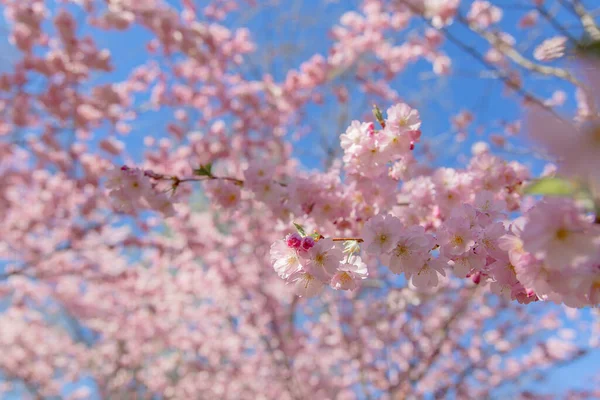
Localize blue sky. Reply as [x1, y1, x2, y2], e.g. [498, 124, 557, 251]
[1, 0, 599, 398]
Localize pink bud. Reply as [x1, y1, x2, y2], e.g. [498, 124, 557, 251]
[367, 122, 375, 136]
[518, 11, 538, 29]
[286, 233, 302, 249]
[300, 237, 315, 251]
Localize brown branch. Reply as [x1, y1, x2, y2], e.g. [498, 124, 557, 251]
[0, 269, 30, 280]
[396, 0, 565, 119]
[565, 0, 600, 40]
[148, 171, 287, 188]
[535, 3, 580, 43]
[455, 13, 582, 88]
[331, 237, 364, 242]
[388, 287, 478, 398]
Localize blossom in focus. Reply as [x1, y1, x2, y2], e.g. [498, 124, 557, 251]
[361, 214, 402, 255]
[382, 103, 422, 155]
[290, 271, 325, 297]
[303, 238, 343, 282]
[270, 240, 302, 279]
[331, 255, 368, 291]
[385, 103, 421, 133]
[411, 257, 447, 288]
[438, 217, 478, 256]
[381, 225, 434, 276]
[300, 236, 316, 251]
[286, 232, 303, 249]
[340, 120, 373, 154]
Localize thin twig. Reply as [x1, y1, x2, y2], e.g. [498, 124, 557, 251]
[535, 3, 580, 43]
[455, 13, 582, 88]
[396, 0, 566, 119]
[331, 237, 364, 242]
[562, 0, 600, 40]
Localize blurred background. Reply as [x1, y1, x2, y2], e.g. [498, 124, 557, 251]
[0, 0, 599, 399]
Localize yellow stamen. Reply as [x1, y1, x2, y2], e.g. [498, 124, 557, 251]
[394, 244, 408, 257]
[452, 235, 464, 247]
[315, 254, 325, 265]
[555, 228, 569, 241]
[339, 272, 352, 284]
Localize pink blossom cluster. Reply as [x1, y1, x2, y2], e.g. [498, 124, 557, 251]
[108, 94, 600, 308]
[502, 199, 600, 307]
[2, 0, 600, 397]
[264, 103, 600, 307]
[340, 103, 422, 178]
[270, 233, 367, 297]
[106, 166, 175, 217]
[364, 214, 443, 288]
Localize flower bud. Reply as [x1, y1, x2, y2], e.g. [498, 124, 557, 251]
[286, 233, 303, 249]
[300, 236, 315, 251]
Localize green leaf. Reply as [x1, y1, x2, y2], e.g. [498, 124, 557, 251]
[193, 163, 213, 177]
[372, 104, 385, 127]
[310, 232, 321, 240]
[293, 222, 306, 237]
[524, 177, 577, 197]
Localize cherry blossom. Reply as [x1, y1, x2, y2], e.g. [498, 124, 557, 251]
[520, 198, 599, 270]
[1, 0, 600, 397]
[270, 239, 302, 279]
[411, 256, 447, 288]
[303, 238, 344, 282]
[331, 255, 368, 291]
[361, 214, 403, 255]
[382, 225, 434, 276]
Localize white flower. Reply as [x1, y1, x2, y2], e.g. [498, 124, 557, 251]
[331, 256, 368, 291]
[305, 238, 343, 282]
[270, 240, 301, 279]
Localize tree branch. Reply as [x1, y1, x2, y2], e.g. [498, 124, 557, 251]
[565, 0, 600, 40]
[455, 13, 582, 88]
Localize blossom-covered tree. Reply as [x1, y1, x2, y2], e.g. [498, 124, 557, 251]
[0, 0, 599, 398]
